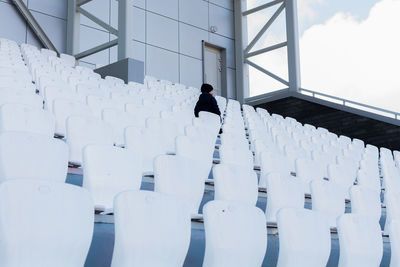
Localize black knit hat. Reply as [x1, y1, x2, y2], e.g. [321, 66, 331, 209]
[201, 83, 214, 93]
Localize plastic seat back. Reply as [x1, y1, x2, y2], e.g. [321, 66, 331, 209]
[295, 158, 326, 194]
[259, 151, 291, 188]
[0, 179, 94, 267]
[388, 220, 400, 267]
[213, 164, 258, 206]
[66, 116, 113, 166]
[276, 208, 331, 267]
[154, 155, 205, 215]
[265, 172, 304, 223]
[0, 103, 55, 137]
[0, 132, 68, 182]
[203, 200, 267, 267]
[350, 185, 381, 222]
[125, 126, 167, 173]
[311, 179, 346, 227]
[219, 145, 254, 170]
[337, 214, 383, 267]
[111, 191, 191, 267]
[83, 145, 142, 211]
[327, 163, 356, 198]
[53, 99, 92, 137]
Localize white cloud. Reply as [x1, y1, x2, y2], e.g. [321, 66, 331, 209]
[250, 0, 400, 113]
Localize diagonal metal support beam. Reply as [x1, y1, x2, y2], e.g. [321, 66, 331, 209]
[77, 7, 118, 36]
[11, 0, 59, 54]
[76, 0, 92, 6]
[245, 59, 289, 86]
[245, 41, 287, 58]
[244, 2, 285, 54]
[242, 0, 284, 16]
[75, 39, 118, 60]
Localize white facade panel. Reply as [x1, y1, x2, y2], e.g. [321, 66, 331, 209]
[179, 0, 208, 30]
[209, 3, 234, 39]
[179, 23, 208, 60]
[31, 11, 67, 53]
[146, 0, 178, 20]
[79, 0, 110, 31]
[146, 12, 178, 52]
[146, 45, 179, 83]
[209, 0, 233, 10]
[0, 2, 27, 44]
[28, 0, 67, 19]
[179, 55, 203, 89]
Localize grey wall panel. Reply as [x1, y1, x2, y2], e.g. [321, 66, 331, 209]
[31, 11, 67, 53]
[209, 0, 233, 10]
[179, 0, 208, 30]
[79, 25, 110, 68]
[110, 40, 145, 64]
[179, 23, 208, 60]
[146, 0, 178, 20]
[209, 3, 234, 39]
[110, 3, 144, 42]
[26, 28, 43, 48]
[0, 2, 27, 44]
[209, 33, 235, 69]
[79, 0, 110, 31]
[28, 0, 67, 19]
[146, 45, 179, 82]
[227, 67, 236, 99]
[132, 0, 145, 9]
[146, 12, 178, 52]
[179, 55, 203, 88]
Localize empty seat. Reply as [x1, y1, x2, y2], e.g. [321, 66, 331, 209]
[350, 185, 381, 222]
[337, 214, 383, 267]
[311, 180, 346, 228]
[327, 163, 356, 199]
[259, 151, 292, 188]
[0, 132, 68, 182]
[0, 179, 94, 267]
[175, 135, 214, 179]
[265, 172, 304, 223]
[219, 145, 254, 170]
[125, 126, 168, 174]
[111, 190, 191, 267]
[295, 158, 326, 194]
[154, 155, 205, 215]
[203, 200, 267, 267]
[388, 220, 400, 267]
[66, 116, 114, 166]
[276, 208, 331, 267]
[213, 164, 258, 206]
[0, 103, 55, 137]
[0, 89, 42, 108]
[60, 53, 76, 67]
[82, 145, 142, 212]
[146, 117, 182, 153]
[357, 168, 381, 193]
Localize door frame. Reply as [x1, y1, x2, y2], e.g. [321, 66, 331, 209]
[202, 41, 227, 98]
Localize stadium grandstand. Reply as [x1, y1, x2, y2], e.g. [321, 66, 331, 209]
[0, 0, 399, 266]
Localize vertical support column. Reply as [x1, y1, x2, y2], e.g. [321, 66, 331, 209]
[118, 0, 134, 60]
[234, 0, 245, 103]
[285, 0, 301, 92]
[67, 0, 80, 56]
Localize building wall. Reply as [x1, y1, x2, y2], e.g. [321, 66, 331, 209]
[0, 0, 236, 98]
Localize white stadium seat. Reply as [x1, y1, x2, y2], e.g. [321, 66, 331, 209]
[0, 131, 68, 182]
[337, 214, 383, 267]
[0, 179, 94, 267]
[276, 208, 331, 267]
[154, 155, 205, 215]
[111, 191, 191, 267]
[350, 185, 381, 222]
[203, 200, 267, 267]
[311, 180, 346, 228]
[66, 116, 114, 166]
[0, 103, 55, 137]
[265, 172, 304, 223]
[82, 145, 142, 212]
[213, 163, 258, 206]
[388, 220, 400, 267]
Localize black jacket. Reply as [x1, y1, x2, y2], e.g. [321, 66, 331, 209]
[194, 92, 221, 117]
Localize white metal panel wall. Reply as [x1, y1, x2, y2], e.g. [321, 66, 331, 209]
[0, 0, 236, 97]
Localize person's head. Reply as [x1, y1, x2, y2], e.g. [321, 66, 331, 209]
[201, 83, 214, 95]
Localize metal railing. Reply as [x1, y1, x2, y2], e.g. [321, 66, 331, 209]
[299, 88, 400, 120]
